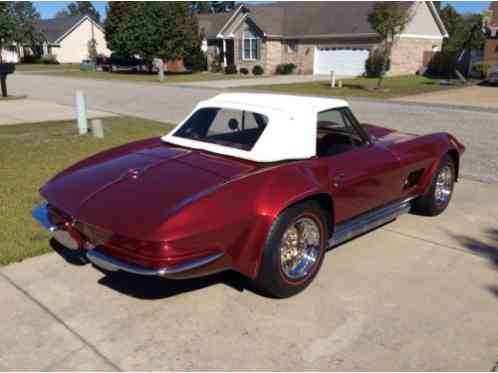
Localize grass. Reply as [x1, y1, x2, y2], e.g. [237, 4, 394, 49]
[0, 116, 174, 266]
[245, 75, 465, 99]
[14, 63, 80, 72]
[36, 70, 263, 83]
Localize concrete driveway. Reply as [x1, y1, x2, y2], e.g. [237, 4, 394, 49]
[1, 178, 497, 371]
[395, 85, 498, 111]
[7, 73, 498, 183]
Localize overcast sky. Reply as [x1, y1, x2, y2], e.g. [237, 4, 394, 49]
[32, 1, 492, 20]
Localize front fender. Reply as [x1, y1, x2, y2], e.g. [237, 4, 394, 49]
[415, 133, 465, 195]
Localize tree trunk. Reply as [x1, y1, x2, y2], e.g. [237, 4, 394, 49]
[377, 40, 392, 89]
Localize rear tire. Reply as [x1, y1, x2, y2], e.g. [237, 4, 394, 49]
[255, 201, 328, 298]
[412, 154, 455, 216]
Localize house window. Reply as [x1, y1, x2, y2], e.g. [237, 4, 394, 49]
[287, 40, 298, 53]
[242, 30, 259, 61]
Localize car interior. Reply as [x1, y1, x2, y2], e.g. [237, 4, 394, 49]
[174, 107, 268, 151]
[316, 108, 365, 157]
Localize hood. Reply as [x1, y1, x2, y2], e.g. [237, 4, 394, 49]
[41, 138, 256, 239]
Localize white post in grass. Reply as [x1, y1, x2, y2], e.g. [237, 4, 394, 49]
[330, 70, 336, 88]
[91, 119, 104, 138]
[75, 90, 88, 135]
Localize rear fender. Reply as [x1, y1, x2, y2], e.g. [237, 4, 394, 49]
[160, 162, 331, 279]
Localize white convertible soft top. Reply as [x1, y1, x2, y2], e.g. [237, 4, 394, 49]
[162, 93, 349, 163]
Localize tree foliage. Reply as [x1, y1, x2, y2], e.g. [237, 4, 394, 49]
[0, 2, 40, 62]
[11, 2, 40, 47]
[368, 2, 412, 87]
[0, 3, 15, 54]
[56, 1, 100, 22]
[190, 1, 236, 14]
[438, 4, 486, 52]
[105, 2, 200, 64]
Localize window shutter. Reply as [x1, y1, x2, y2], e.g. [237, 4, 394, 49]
[256, 39, 261, 60]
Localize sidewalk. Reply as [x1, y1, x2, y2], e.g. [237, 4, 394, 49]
[0, 98, 115, 126]
[394, 85, 498, 110]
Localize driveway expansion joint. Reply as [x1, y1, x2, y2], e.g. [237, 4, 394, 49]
[0, 270, 122, 372]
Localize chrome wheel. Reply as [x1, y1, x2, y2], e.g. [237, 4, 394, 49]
[435, 165, 453, 206]
[279, 217, 321, 280]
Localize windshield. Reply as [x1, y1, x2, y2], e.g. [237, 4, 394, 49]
[173, 107, 269, 151]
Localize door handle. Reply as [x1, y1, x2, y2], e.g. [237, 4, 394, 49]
[332, 172, 346, 187]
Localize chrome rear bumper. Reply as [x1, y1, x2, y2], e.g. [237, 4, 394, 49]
[86, 250, 224, 277]
[32, 202, 223, 277]
[32, 202, 61, 232]
[32, 203, 80, 250]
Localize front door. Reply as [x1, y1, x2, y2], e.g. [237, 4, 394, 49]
[316, 107, 404, 223]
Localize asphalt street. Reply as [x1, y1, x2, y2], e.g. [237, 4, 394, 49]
[9, 73, 498, 183]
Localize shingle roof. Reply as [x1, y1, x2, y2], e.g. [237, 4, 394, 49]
[35, 14, 94, 44]
[199, 2, 414, 39]
[197, 11, 236, 39]
[249, 1, 381, 37]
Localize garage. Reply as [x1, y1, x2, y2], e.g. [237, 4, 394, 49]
[314, 47, 370, 76]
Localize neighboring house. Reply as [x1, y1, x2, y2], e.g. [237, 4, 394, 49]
[0, 14, 110, 64]
[198, 1, 448, 76]
[35, 15, 110, 63]
[484, 2, 498, 67]
[0, 45, 20, 63]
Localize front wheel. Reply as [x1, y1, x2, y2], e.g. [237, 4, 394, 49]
[255, 201, 328, 298]
[412, 154, 455, 216]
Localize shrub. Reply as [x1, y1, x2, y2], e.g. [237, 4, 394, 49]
[252, 65, 264, 75]
[211, 59, 222, 73]
[41, 54, 59, 65]
[275, 63, 296, 75]
[184, 48, 207, 72]
[240, 67, 249, 75]
[365, 49, 390, 78]
[21, 54, 40, 64]
[472, 62, 493, 79]
[224, 64, 237, 74]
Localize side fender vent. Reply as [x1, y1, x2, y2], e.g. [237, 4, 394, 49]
[404, 169, 424, 189]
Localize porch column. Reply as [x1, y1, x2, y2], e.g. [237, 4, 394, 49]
[222, 38, 227, 68]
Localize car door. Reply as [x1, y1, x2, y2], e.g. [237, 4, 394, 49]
[317, 108, 404, 223]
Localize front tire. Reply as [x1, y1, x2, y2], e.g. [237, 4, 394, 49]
[412, 154, 455, 216]
[255, 201, 328, 298]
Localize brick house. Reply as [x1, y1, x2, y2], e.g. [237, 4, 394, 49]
[484, 2, 498, 67]
[198, 1, 448, 76]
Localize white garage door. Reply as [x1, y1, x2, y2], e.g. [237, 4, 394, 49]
[314, 47, 370, 76]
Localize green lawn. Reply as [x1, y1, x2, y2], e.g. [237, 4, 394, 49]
[14, 63, 80, 72]
[0, 116, 174, 266]
[245, 75, 464, 99]
[37, 70, 263, 83]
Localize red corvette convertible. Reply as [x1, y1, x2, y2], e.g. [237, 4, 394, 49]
[33, 93, 465, 298]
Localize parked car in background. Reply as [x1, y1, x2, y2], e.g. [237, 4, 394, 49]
[80, 59, 96, 71]
[97, 54, 155, 73]
[32, 93, 465, 298]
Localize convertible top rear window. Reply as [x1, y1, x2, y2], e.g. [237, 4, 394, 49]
[173, 107, 269, 151]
